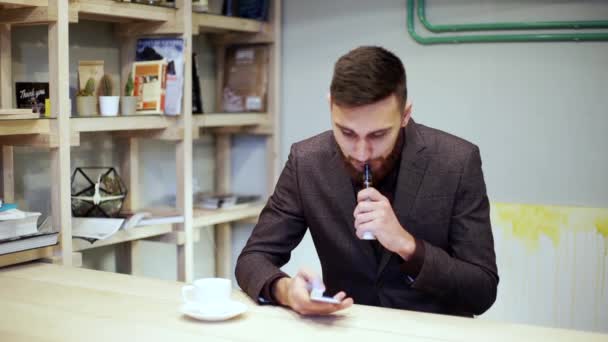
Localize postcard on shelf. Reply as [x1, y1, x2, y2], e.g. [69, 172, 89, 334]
[192, 53, 204, 114]
[222, 45, 269, 113]
[14, 82, 49, 117]
[136, 38, 184, 115]
[78, 60, 104, 94]
[132, 60, 168, 115]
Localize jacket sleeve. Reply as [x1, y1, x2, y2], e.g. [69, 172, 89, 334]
[235, 144, 308, 302]
[411, 146, 499, 315]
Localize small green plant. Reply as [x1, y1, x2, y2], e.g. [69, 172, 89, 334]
[98, 74, 113, 96]
[76, 78, 95, 97]
[124, 72, 134, 97]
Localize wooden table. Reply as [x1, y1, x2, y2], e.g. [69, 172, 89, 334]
[0, 263, 606, 342]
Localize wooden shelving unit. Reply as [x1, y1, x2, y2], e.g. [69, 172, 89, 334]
[192, 2, 281, 279]
[0, 0, 281, 282]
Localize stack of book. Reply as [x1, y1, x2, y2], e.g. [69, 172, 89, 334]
[0, 203, 58, 255]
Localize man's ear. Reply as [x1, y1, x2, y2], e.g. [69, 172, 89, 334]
[401, 99, 413, 127]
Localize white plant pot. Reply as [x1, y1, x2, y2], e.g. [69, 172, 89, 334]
[99, 96, 120, 116]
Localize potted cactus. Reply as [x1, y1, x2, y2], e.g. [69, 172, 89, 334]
[121, 72, 137, 115]
[98, 74, 119, 116]
[76, 77, 97, 116]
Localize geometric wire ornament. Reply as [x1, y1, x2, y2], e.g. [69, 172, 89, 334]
[70, 167, 128, 218]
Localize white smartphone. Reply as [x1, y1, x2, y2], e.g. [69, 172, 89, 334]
[310, 294, 341, 304]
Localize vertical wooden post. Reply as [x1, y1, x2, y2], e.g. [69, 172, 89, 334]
[48, 0, 72, 265]
[0, 24, 15, 204]
[119, 35, 136, 100]
[266, 0, 282, 195]
[1, 147, 14, 204]
[0, 24, 11, 108]
[114, 34, 140, 275]
[214, 134, 231, 278]
[116, 138, 140, 274]
[176, 0, 194, 283]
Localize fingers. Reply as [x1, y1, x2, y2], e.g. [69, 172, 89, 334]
[292, 291, 354, 316]
[296, 267, 324, 291]
[354, 222, 376, 239]
[354, 210, 376, 227]
[353, 200, 374, 216]
[334, 291, 347, 301]
[290, 269, 353, 315]
[357, 187, 384, 202]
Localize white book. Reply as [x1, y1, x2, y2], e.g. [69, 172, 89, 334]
[0, 232, 58, 255]
[0, 210, 41, 240]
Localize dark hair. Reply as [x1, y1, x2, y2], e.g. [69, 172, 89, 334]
[330, 46, 407, 109]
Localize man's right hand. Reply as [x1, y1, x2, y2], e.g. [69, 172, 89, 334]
[271, 268, 353, 315]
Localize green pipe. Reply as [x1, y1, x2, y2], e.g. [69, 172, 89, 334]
[418, 0, 608, 32]
[407, 0, 608, 44]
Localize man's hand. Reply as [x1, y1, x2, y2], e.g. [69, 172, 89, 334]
[354, 187, 417, 260]
[272, 268, 353, 315]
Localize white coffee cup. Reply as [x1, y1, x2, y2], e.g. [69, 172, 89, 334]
[182, 278, 231, 306]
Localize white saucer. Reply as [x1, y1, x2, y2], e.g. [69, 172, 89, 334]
[181, 300, 247, 321]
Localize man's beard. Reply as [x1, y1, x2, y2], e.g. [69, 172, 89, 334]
[339, 129, 404, 185]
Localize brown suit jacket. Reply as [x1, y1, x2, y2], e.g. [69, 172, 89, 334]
[236, 120, 498, 316]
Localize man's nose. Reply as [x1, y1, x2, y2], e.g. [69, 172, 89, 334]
[353, 139, 372, 163]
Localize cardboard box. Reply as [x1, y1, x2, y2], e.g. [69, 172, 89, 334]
[222, 45, 269, 113]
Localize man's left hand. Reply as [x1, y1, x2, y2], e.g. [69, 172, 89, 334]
[354, 187, 416, 260]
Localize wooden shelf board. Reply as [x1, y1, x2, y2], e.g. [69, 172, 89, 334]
[0, 108, 35, 116]
[0, 118, 51, 136]
[73, 224, 174, 252]
[71, 115, 176, 133]
[193, 203, 264, 228]
[0, 0, 46, 7]
[193, 113, 269, 128]
[0, 245, 56, 268]
[74, 0, 176, 23]
[194, 13, 264, 34]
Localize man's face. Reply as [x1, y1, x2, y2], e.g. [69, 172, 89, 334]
[331, 94, 411, 181]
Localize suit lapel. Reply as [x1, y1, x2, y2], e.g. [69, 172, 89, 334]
[377, 120, 429, 278]
[326, 136, 377, 267]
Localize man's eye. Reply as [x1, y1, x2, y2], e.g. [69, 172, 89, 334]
[371, 132, 386, 139]
[342, 130, 354, 137]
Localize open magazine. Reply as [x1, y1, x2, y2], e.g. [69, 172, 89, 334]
[135, 38, 184, 115]
[72, 210, 184, 243]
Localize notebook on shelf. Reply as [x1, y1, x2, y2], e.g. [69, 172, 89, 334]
[0, 210, 41, 240]
[0, 232, 59, 255]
